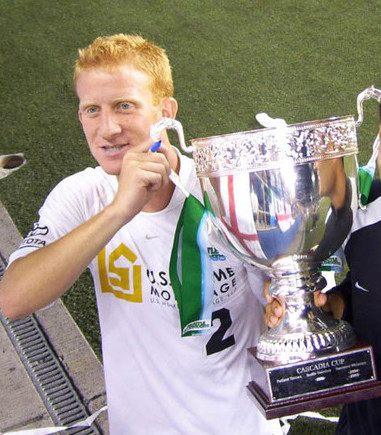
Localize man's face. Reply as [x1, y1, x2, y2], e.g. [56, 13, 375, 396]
[76, 65, 163, 175]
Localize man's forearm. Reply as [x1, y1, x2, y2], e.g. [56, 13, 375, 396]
[0, 204, 126, 319]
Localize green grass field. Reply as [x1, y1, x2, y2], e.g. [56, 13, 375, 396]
[1, 1, 380, 432]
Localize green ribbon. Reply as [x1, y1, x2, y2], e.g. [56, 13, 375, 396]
[170, 194, 214, 337]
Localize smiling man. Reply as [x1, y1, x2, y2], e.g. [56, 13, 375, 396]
[0, 34, 281, 434]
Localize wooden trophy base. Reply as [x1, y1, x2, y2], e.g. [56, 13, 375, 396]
[247, 342, 381, 419]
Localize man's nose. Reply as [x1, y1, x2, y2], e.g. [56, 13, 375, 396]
[99, 111, 122, 139]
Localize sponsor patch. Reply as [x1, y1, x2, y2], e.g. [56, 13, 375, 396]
[207, 247, 226, 261]
[27, 223, 49, 237]
[19, 237, 47, 249]
[19, 223, 49, 249]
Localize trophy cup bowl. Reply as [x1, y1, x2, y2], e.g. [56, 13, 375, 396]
[190, 114, 381, 417]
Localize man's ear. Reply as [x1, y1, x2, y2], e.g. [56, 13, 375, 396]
[161, 97, 178, 119]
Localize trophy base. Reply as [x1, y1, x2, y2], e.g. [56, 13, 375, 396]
[247, 342, 381, 419]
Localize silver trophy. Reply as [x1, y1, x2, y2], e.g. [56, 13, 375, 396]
[192, 115, 358, 358]
[152, 86, 381, 418]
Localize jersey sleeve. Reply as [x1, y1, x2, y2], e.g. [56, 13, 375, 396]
[9, 174, 89, 265]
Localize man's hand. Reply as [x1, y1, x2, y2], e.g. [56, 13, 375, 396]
[112, 144, 172, 222]
[317, 291, 345, 319]
[263, 280, 284, 328]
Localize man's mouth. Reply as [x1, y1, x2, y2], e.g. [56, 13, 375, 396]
[101, 144, 128, 152]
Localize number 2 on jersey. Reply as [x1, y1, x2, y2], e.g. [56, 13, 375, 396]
[206, 308, 235, 355]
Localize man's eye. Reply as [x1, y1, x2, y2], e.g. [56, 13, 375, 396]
[82, 106, 98, 116]
[118, 102, 134, 112]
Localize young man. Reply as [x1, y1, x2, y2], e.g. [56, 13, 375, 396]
[0, 34, 281, 434]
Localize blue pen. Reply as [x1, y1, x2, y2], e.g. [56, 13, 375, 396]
[150, 141, 162, 152]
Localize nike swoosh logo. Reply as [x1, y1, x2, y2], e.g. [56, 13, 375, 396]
[355, 281, 369, 292]
[145, 235, 158, 240]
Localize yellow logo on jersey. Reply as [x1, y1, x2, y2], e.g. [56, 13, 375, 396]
[98, 243, 142, 302]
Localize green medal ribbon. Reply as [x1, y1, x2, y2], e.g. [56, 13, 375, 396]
[170, 194, 214, 337]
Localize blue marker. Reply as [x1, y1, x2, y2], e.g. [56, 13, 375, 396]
[150, 141, 162, 152]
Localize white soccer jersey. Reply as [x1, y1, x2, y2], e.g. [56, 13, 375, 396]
[10, 152, 281, 434]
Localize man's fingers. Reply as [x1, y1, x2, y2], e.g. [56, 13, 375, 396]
[314, 290, 328, 308]
[267, 314, 280, 328]
[273, 305, 283, 317]
[264, 297, 284, 328]
[263, 280, 271, 302]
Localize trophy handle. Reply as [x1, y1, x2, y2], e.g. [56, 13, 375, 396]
[150, 117, 193, 154]
[356, 85, 381, 127]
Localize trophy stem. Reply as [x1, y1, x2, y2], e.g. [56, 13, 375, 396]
[257, 269, 356, 363]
